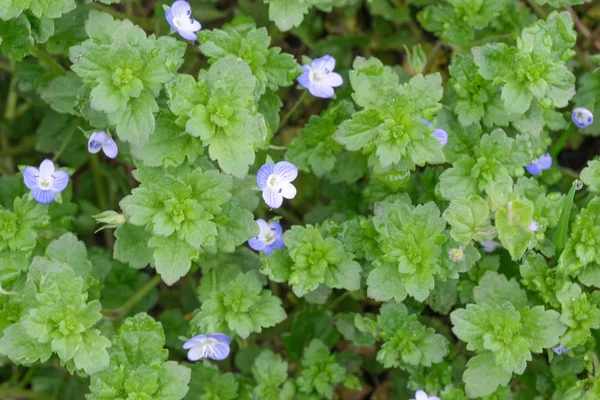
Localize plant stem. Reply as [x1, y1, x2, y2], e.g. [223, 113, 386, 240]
[18, 366, 37, 389]
[31, 47, 66, 75]
[268, 145, 287, 150]
[52, 127, 76, 162]
[1, 60, 17, 173]
[524, 0, 548, 19]
[103, 275, 161, 318]
[329, 291, 352, 309]
[550, 125, 576, 158]
[0, 388, 53, 400]
[280, 91, 307, 128]
[89, 154, 114, 248]
[211, 268, 217, 292]
[422, 39, 444, 74]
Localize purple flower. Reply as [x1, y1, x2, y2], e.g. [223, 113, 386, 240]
[553, 346, 568, 355]
[480, 240, 501, 253]
[88, 131, 118, 159]
[183, 333, 231, 361]
[257, 161, 298, 209]
[23, 159, 69, 204]
[529, 220, 539, 232]
[165, 1, 201, 41]
[411, 390, 440, 400]
[297, 55, 343, 99]
[572, 107, 593, 128]
[525, 153, 552, 175]
[421, 118, 448, 147]
[248, 219, 284, 254]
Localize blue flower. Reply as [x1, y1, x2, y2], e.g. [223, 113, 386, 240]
[165, 0, 201, 41]
[88, 131, 118, 159]
[183, 333, 231, 361]
[479, 240, 501, 253]
[552, 346, 568, 355]
[257, 161, 298, 209]
[411, 390, 440, 400]
[525, 153, 552, 175]
[572, 107, 593, 128]
[297, 55, 343, 99]
[420, 118, 448, 147]
[248, 219, 284, 254]
[23, 159, 69, 204]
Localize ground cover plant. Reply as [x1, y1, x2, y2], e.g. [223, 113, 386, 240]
[0, 0, 600, 398]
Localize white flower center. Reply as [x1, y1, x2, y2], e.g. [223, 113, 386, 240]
[267, 174, 284, 194]
[37, 175, 52, 190]
[173, 16, 186, 29]
[261, 231, 276, 245]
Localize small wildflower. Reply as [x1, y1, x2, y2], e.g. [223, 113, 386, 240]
[529, 220, 539, 232]
[93, 210, 126, 232]
[525, 153, 552, 175]
[421, 118, 448, 147]
[257, 161, 298, 209]
[248, 219, 284, 254]
[448, 247, 464, 262]
[183, 334, 231, 361]
[410, 390, 440, 400]
[88, 131, 118, 159]
[23, 159, 69, 204]
[553, 346, 568, 355]
[165, 0, 201, 41]
[572, 107, 593, 128]
[297, 55, 343, 99]
[480, 240, 501, 253]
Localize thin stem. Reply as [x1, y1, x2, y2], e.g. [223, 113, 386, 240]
[0, 388, 53, 400]
[52, 127, 76, 162]
[1, 61, 17, 173]
[524, 0, 548, 19]
[329, 291, 352, 309]
[422, 39, 444, 75]
[0, 60, 12, 73]
[211, 268, 217, 292]
[18, 366, 37, 389]
[103, 275, 161, 318]
[89, 154, 114, 248]
[280, 91, 308, 128]
[550, 125, 576, 158]
[31, 47, 66, 75]
[0, 136, 35, 156]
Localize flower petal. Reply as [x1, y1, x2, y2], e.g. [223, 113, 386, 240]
[187, 345, 207, 361]
[256, 219, 270, 235]
[312, 55, 336, 73]
[263, 186, 283, 209]
[269, 221, 283, 236]
[274, 161, 298, 182]
[572, 107, 594, 128]
[32, 188, 55, 204]
[321, 72, 343, 88]
[178, 28, 198, 41]
[102, 138, 119, 159]
[271, 237, 284, 250]
[297, 66, 312, 89]
[420, 118, 433, 127]
[209, 342, 230, 361]
[50, 170, 69, 193]
[536, 152, 552, 170]
[165, 8, 176, 29]
[257, 163, 275, 190]
[38, 159, 55, 180]
[279, 182, 297, 200]
[308, 83, 335, 99]
[205, 333, 231, 344]
[525, 163, 541, 175]
[182, 335, 206, 350]
[248, 237, 266, 251]
[171, 0, 191, 18]
[432, 129, 448, 146]
[415, 390, 428, 400]
[23, 167, 39, 190]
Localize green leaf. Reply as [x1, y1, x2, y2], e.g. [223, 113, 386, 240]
[376, 302, 448, 368]
[44, 232, 92, 280]
[148, 235, 196, 286]
[264, 0, 309, 31]
[113, 223, 154, 270]
[0, 15, 34, 60]
[191, 271, 286, 339]
[581, 160, 600, 192]
[462, 352, 512, 398]
[252, 350, 295, 400]
[0, 195, 49, 253]
[296, 339, 345, 400]
[443, 195, 493, 245]
[283, 225, 361, 297]
[555, 179, 578, 261]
